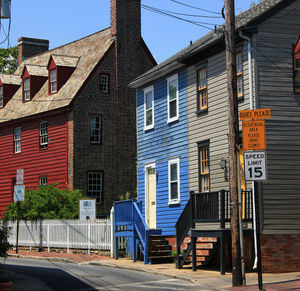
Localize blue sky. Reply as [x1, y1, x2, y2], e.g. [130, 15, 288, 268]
[1, 0, 254, 63]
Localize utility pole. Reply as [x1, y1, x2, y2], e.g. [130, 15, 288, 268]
[224, 0, 243, 286]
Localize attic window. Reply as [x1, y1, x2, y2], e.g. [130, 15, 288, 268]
[294, 38, 300, 93]
[50, 69, 57, 93]
[100, 74, 109, 93]
[24, 78, 30, 101]
[0, 86, 3, 107]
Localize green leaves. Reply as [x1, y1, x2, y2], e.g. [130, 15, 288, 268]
[4, 183, 83, 220]
[0, 46, 18, 74]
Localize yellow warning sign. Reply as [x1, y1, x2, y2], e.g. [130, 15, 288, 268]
[240, 108, 271, 121]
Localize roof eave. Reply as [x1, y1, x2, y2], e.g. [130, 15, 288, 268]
[130, 61, 184, 89]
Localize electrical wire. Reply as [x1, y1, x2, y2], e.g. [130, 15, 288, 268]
[170, 0, 221, 15]
[142, 4, 215, 30]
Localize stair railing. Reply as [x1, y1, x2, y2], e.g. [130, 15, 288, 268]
[175, 198, 192, 268]
[113, 199, 150, 264]
[132, 201, 149, 264]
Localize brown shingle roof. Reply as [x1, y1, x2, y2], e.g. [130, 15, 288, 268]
[25, 65, 48, 77]
[0, 28, 114, 123]
[50, 55, 80, 67]
[0, 74, 21, 85]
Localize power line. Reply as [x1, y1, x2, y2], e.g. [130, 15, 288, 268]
[142, 5, 215, 30]
[170, 0, 221, 15]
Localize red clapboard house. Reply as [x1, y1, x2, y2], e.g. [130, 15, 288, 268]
[0, 0, 156, 217]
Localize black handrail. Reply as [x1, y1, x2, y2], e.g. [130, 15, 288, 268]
[175, 189, 253, 268]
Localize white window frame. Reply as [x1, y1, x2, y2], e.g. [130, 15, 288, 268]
[0, 86, 3, 107]
[24, 78, 30, 101]
[168, 157, 180, 204]
[50, 69, 57, 93]
[167, 74, 179, 123]
[14, 127, 21, 153]
[90, 116, 101, 144]
[143, 85, 154, 131]
[40, 121, 48, 148]
[39, 176, 48, 186]
[100, 74, 109, 93]
[87, 171, 103, 204]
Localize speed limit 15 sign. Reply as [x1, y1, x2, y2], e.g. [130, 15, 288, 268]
[243, 151, 267, 181]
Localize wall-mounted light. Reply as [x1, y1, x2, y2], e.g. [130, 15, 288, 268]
[219, 157, 226, 169]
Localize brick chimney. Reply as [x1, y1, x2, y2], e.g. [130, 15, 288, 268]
[110, 0, 141, 40]
[18, 37, 49, 65]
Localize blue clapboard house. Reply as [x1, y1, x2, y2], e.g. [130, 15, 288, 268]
[113, 66, 189, 264]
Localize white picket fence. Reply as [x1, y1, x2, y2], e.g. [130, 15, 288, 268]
[4, 217, 125, 255]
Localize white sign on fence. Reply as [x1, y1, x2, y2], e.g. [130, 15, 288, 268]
[14, 185, 25, 202]
[244, 151, 267, 181]
[16, 169, 24, 185]
[79, 199, 96, 220]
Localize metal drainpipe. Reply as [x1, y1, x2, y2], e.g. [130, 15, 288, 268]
[239, 31, 258, 270]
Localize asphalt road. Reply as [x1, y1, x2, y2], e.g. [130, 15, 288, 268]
[4, 257, 203, 291]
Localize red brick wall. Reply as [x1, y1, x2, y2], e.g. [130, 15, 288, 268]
[261, 234, 300, 273]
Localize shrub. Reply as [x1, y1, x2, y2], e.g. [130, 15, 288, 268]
[4, 183, 83, 220]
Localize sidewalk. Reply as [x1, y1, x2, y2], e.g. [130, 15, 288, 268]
[6, 250, 300, 290]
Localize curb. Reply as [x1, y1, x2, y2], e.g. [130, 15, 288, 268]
[8, 253, 75, 264]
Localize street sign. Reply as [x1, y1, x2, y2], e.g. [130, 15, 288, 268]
[244, 151, 267, 181]
[242, 120, 266, 150]
[16, 169, 24, 185]
[240, 108, 271, 121]
[14, 185, 25, 202]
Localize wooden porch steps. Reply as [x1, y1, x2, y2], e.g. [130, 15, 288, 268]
[179, 236, 219, 268]
[147, 235, 174, 264]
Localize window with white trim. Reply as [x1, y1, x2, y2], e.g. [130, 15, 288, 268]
[167, 74, 179, 123]
[0, 86, 3, 107]
[144, 86, 154, 130]
[87, 171, 103, 203]
[24, 78, 30, 101]
[90, 116, 101, 144]
[40, 121, 48, 148]
[168, 158, 180, 204]
[50, 69, 57, 93]
[14, 127, 21, 153]
[100, 74, 109, 93]
[39, 177, 47, 186]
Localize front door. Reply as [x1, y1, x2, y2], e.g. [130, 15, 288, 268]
[146, 166, 156, 229]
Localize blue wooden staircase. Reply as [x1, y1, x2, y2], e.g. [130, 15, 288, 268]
[113, 199, 173, 264]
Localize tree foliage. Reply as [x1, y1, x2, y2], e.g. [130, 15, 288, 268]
[0, 46, 18, 74]
[4, 184, 84, 220]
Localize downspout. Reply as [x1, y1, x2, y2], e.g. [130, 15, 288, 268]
[239, 31, 258, 270]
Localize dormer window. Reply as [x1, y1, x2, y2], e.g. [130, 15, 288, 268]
[50, 69, 57, 93]
[47, 55, 78, 95]
[24, 78, 30, 101]
[0, 87, 3, 107]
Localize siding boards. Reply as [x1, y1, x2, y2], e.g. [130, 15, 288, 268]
[137, 69, 189, 236]
[187, 44, 252, 192]
[0, 112, 68, 215]
[255, 0, 300, 233]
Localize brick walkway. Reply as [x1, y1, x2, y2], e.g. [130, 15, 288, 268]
[8, 249, 112, 263]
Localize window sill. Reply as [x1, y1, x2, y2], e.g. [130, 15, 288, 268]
[195, 108, 208, 115]
[167, 117, 179, 124]
[39, 146, 48, 151]
[144, 125, 154, 132]
[168, 200, 180, 205]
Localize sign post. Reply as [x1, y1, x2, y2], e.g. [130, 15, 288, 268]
[14, 169, 24, 254]
[240, 109, 270, 291]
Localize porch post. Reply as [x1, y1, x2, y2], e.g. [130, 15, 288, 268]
[192, 236, 197, 271]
